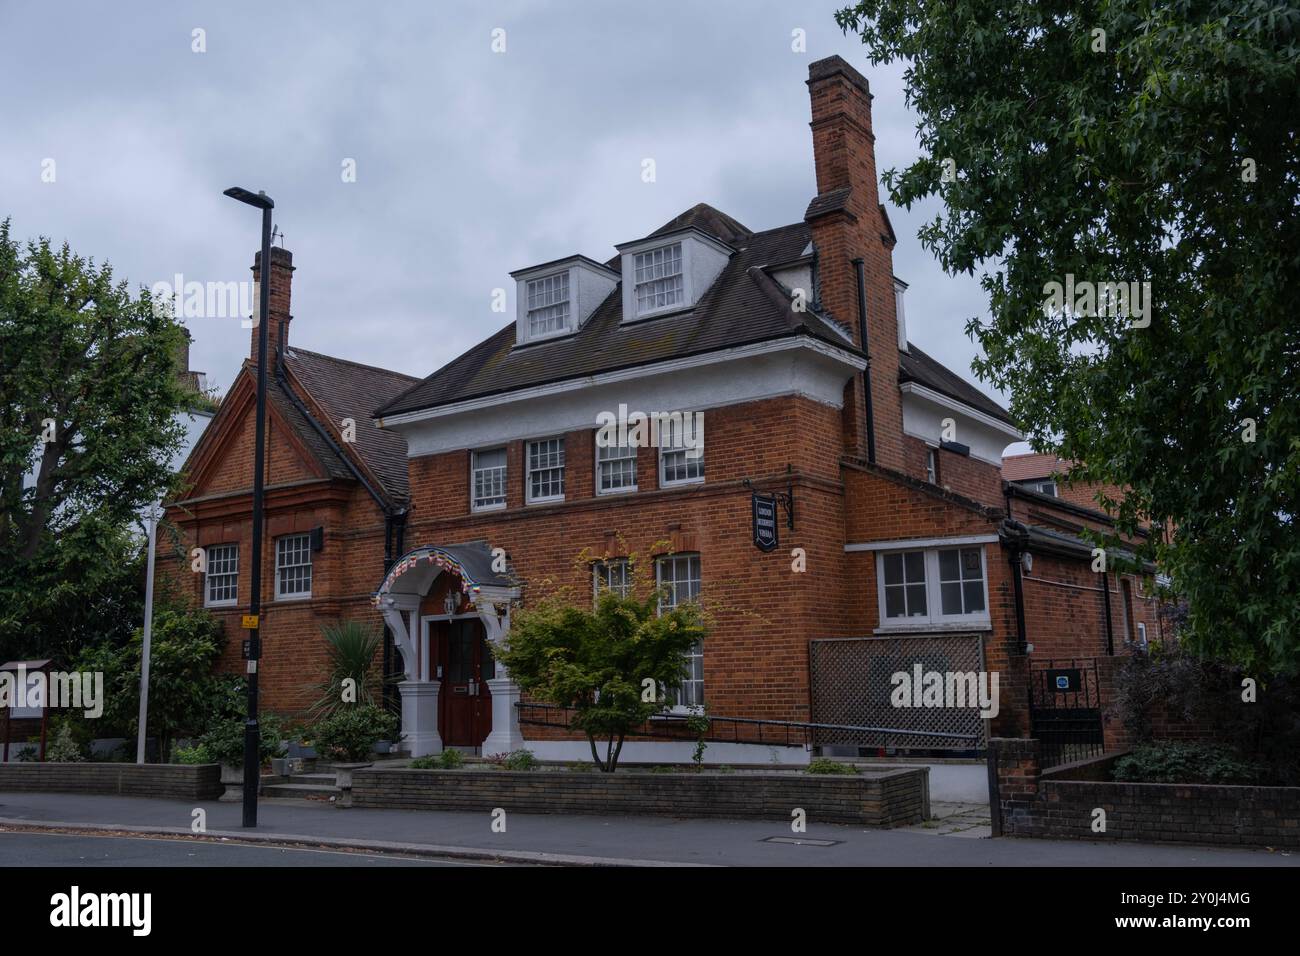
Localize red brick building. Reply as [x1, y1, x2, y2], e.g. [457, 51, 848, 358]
[166, 56, 1161, 765]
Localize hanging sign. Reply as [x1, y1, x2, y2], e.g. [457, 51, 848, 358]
[752, 492, 779, 552]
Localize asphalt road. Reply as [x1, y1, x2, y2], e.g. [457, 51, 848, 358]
[0, 830, 496, 867]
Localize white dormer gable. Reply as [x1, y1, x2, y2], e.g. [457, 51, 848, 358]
[614, 227, 733, 323]
[510, 256, 619, 346]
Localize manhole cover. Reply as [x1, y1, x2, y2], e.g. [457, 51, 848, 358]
[761, 836, 840, 847]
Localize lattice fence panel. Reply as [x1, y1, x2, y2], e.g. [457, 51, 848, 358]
[810, 635, 987, 750]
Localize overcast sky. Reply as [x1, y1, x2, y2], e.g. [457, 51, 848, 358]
[1, 0, 1014, 435]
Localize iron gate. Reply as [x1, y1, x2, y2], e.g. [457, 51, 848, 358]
[809, 635, 986, 752]
[1028, 658, 1105, 767]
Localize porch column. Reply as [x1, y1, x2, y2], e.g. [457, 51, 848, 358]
[398, 680, 442, 757]
[380, 594, 442, 756]
[477, 591, 525, 754]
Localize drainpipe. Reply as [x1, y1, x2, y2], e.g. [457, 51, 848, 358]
[851, 258, 876, 465]
[1001, 502, 1030, 657]
[1100, 571, 1115, 655]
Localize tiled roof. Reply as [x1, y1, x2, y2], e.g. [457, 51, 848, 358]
[898, 344, 1015, 427]
[265, 381, 353, 482]
[376, 207, 853, 419]
[1002, 452, 1068, 481]
[281, 348, 421, 504]
[375, 203, 1014, 435]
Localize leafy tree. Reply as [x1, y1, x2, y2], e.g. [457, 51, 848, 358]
[836, 1, 1300, 673]
[496, 562, 707, 772]
[0, 218, 189, 661]
[74, 604, 230, 760]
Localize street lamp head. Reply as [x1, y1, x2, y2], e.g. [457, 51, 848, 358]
[223, 186, 274, 210]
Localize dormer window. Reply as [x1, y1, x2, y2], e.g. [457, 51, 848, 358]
[511, 256, 618, 346]
[634, 243, 684, 316]
[616, 227, 733, 325]
[526, 273, 569, 337]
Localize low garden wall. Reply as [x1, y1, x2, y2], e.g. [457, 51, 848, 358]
[990, 738, 1300, 847]
[352, 765, 929, 826]
[0, 762, 222, 801]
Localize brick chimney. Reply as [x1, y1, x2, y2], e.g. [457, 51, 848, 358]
[249, 246, 294, 363]
[805, 56, 905, 471]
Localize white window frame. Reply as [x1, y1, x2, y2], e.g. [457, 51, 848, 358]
[595, 439, 637, 495]
[925, 447, 938, 484]
[275, 533, 313, 601]
[524, 271, 571, 340]
[525, 436, 565, 504]
[633, 242, 685, 318]
[204, 543, 239, 607]
[874, 545, 990, 632]
[656, 554, 703, 710]
[658, 421, 704, 487]
[593, 559, 632, 602]
[1024, 479, 1058, 497]
[471, 447, 508, 512]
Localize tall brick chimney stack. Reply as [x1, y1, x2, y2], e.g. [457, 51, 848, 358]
[249, 246, 294, 363]
[805, 56, 905, 470]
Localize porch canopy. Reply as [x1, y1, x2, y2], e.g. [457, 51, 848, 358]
[372, 540, 522, 756]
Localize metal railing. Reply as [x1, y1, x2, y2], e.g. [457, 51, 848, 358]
[515, 701, 979, 749]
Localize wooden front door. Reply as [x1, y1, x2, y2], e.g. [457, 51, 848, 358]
[437, 618, 494, 749]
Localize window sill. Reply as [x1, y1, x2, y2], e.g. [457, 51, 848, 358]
[471, 502, 507, 513]
[596, 486, 638, 497]
[526, 495, 565, 506]
[274, 593, 313, 603]
[204, 601, 237, 610]
[659, 476, 704, 489]
[874, 620, 991, 636]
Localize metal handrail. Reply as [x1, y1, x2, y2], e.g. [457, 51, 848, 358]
[514, 701, 978, 747]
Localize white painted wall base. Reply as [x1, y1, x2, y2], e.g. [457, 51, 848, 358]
[526, 739, 811, 766]
[850, 762, 988, 803]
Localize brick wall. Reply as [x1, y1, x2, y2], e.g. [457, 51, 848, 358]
[0, 762, 222, 800]
[990, 739, 1300, 847]
[806, 57, 905, 470]
[352, 765, 928, 826]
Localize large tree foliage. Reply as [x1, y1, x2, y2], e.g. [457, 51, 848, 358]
[496, 562, 707, 772]
[837, 1, 1300, 673]
[0, 219, 188, 660]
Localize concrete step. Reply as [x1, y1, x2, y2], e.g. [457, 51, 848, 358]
[261, 782, 342, 799]
[289, 773, 338, 786]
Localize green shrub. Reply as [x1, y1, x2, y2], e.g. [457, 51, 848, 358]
[1112, 742, 1269, 785]
[45, 722, 86, 762]
[308, 705, 399, 762]
[309, 620, 391, 719]
[806, 758, 857, 775]
[198, 715, 286, 767]
[408, 755, 438, 769]
[566, 761, 597, 772]
[505, 749, 538, 770]
[435, 748, 465, 769]
[173, 744, 213, 765]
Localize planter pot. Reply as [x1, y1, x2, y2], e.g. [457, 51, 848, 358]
[373, 740, 392, 755]
[287, 740, 317, 759]
[270, 757, 290, 776]
[332, 761, 373, 791]
[220, 763, 243, 785]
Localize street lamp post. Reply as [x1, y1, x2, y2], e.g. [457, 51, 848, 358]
[223, 186, 274, 828]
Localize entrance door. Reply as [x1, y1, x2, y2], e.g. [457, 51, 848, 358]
[437, 619, 494, 749]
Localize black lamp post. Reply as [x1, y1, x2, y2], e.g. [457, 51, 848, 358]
[223, 185, 274, 828]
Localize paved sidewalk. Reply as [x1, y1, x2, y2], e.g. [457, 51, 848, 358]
[1, 791, 1294, 867]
